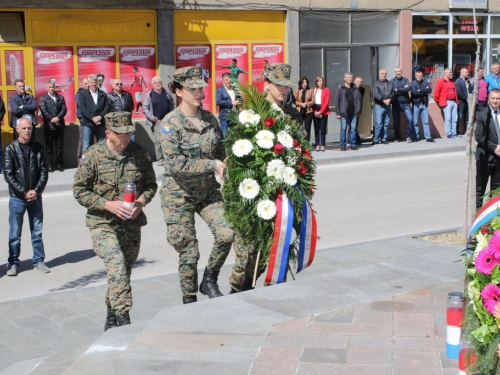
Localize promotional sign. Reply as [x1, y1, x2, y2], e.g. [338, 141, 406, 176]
[214, 44, 249, 90]
[77, 46, 116, 93]
[5, 50, 25, 86]
[251, 44, 284, 92]
[449, 0, 487, 9]
[33, 47, 76, 123]
[119, 45, 157, 119]
[175, 44, 212, 112]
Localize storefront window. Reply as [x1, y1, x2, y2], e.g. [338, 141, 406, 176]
[452, 15, 486, 35]
[412, 39, 448, 93]
[491, 16, 500, 34]
[352, 13, 399, 44]
[452, 38, 486, 79]
[491, 38, 500, 65]
[300, 48, 322, 82]
[412, 15, 449, 35]
[300, 13, 349, 44]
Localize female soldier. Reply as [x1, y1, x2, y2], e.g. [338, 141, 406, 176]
[159, 66, 234, 304]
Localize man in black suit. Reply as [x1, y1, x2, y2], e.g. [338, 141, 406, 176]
[215, 73, 238, 138]
[475, 88, 500, 209]
[39, 81, 67, 172]
[79, 74, 109, 154]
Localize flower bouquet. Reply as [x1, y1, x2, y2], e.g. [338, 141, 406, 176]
[222, 83, 317, 283]
[462, 191, 500, 374]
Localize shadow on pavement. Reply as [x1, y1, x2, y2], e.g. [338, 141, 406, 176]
[46, 249, 96, 268]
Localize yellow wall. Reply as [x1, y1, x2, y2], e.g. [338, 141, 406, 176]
[0, 8, 157, 146]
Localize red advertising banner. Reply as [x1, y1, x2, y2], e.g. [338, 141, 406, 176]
[33, 47, 76, 123]
[214, 44, 249, 90]
[77, 46, 116, 93]
[119, 45, 156, 120]
[251, 44, 284, 92]
[5, 50, 25, 86]
[175, 44, 212, 112]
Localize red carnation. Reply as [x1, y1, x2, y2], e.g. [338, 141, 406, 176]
[294, 139, 299, 147]
[303, 149, 312, 160]
[298, 162, 306, 175]
[481, 224, 490, 235]
[264, 117, 276, 127]
[274, 143, 283, 154]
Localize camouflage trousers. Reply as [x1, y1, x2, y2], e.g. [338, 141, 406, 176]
[164, 200, 234, 297]
[91, 224, 141, 315]
[229, 234, 267, 291]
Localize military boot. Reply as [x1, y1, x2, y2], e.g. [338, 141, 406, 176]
[183, 295, 197, 304]
[116, 312, 131, 327]
[241, 277, 255, 292]
[228, 288, 240, 294]
[104, 308, 118, 332]
[199, 267, 223, 298]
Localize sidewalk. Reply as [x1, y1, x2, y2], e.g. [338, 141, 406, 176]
[0, 232, 463, 374]
[0, 136, 466, 197]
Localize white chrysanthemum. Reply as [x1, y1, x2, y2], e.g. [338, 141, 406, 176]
[266, 159, 285, 179]
[271, 103, 284, 113]
[239, 178, 260, 199]
[282, 167, 297, 186]
[277, 131, 294, 149]
[255, 130, 275, 149]
[239, 110, 261, 126]
[232, 139, 253, 157]
[257, 200, 277, 220]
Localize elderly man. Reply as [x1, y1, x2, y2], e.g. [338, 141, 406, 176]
[335, 72, 362, 150]
[372, 69, 395, 144]
[143, 76, 175, 166]
[107, 79, 134, 113]
[455, 67, 472, 135]
[486, 63, 500, 92]
[390, 67, 413, 142]
[4, 118, 49, 276]
[79, 74, 109, 154]
[216, 72, 238, 137]
[434, 68, 458, 139]
[410, 70, 434, 142]
[39, 81, 67, 172]
[9, 79, 37, 143]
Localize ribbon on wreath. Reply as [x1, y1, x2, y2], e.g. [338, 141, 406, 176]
[296, 189, 317, 273]
[469, 194, 500, 239]
[265, 189, 294, 285]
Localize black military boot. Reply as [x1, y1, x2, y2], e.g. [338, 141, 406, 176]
[199, 267, 224, 298]
[183, 295, 197, 304]
[241, 277, 255, 292]
[116, 312, 131, 327]
[228, 288, 240, 294]
[104, 308, 118, 332]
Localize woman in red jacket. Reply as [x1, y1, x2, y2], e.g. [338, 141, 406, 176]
[313, 76, 330, 151]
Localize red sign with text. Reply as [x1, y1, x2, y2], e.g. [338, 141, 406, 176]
[175, 44, 212, 112]
[5, 50, 25, 86]
[119, 45, 156, 119]
[77, 46, 116, 94]
[251, 44, 284, 92]
[33, 47, 76, 123]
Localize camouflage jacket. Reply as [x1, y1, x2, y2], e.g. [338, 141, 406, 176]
[158, 106, 225, 194]
[73, 140, 158, 229]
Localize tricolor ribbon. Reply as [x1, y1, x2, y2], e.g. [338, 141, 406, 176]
[265, 189, 294, 285]
[468, 194, 500, 239]
[296, 189, 317, 273]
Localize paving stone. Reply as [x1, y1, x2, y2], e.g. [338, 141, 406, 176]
[271, 316, 312, 334]
[251, 347, 302, 375]
[313, 311, 353, 323]
[394, 312, 435, 337]
[439, 350, 459, 369]
[10, 313, 57, 329]
[349, 335, 393, 349]
[393, 350, 441, 375]
[394, 336, 446, 351]
[352, 302, 393, 325]
[297, 362, 392, 375]
[347, 346, 393, 365]
[310, 322, 392, 336]
[300, 348, 347, 364]
[265, 333, 348, 349]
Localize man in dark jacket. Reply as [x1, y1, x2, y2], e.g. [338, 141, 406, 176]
[0, 97, 5, 173]
[410, 70, 434, 143]
[9, 79, 37, 143]
[475, 89, 500, 209]
[107, 79, 134, 113]
[335, 72, 362, 151]
[39, 81, 67, 172]
[390, 67, 413, 142]
[216, 73, 238, 137]
[4, 118, 49, 276]
[75, 77, 89, 123]
[455, 67, 473, 135]
[79, 74, 109, 154]
[372, 69, 396, 144]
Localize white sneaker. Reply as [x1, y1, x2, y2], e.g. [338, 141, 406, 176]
[35, 262, 50, 274]
[7, 265, 18, 276]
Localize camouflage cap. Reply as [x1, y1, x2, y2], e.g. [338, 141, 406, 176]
[104, 111, 135, 134]
[173, 66, 208, 89]
[264, 63, 294, 88]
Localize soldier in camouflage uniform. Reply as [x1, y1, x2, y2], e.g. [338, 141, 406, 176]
[73, 111, 157, 331]
[159, 66, 234, 304]
[229, 63, 305, 293]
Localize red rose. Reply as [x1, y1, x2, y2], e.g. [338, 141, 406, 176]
[298, 162, 306, 175]
[264, 117, 276, 127]
[481, 224, 490, 235]
[481, 229, 489, 235]
[294, 139, 299, 147]
[274, 143, 283, 154]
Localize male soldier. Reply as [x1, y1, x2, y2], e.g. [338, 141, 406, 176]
[73, 111, 157, 330]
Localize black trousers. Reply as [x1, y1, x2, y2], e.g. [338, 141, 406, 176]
[44, 126, 65, 168]
[313, 114, 328, 146]
[476, 160, 500, 209]
[301, 112, 314, 143]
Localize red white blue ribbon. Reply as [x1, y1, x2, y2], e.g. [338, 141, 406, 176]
[469, 194, 500, 239]
[265, 189, 294, 285]
[296, 191, 317, 273]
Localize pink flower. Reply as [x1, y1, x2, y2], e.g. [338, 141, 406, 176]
[480, 283, 500, 314]
[274, 143, 283, 155]
[489, 231, 500, 256]
[475, 247, 500, 275]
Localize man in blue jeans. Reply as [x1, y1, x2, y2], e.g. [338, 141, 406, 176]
[372, 69, 396, 144]
[410, 70, 434, 142]
[4, 118, 49, 276]
[334, 72, 362, 151]
[391, 67, 413, 142]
